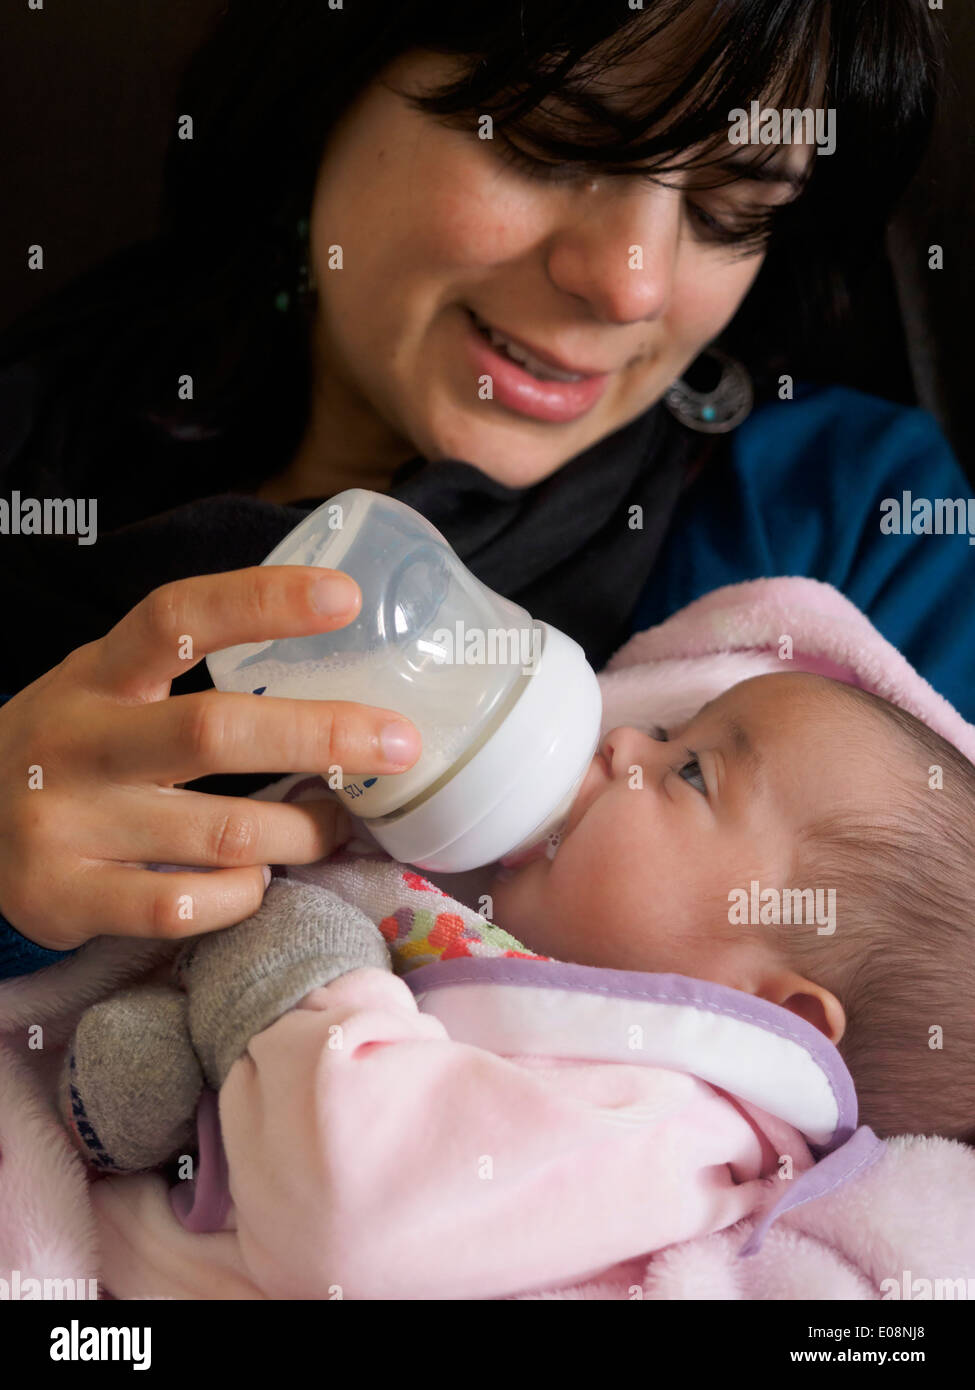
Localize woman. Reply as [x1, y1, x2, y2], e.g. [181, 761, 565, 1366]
[0, 0, 970, 970]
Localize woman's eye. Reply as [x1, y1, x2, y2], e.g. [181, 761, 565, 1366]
[484, 128, 777, 253]
[687, 203, 730, 236]
[493, 137, 584, 185]
[686, 201, 771, 252]
[678, 756, 707, 795]
[486, 132, 776, 245]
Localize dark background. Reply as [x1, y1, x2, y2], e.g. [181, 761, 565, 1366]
[2, 2, 973, 478]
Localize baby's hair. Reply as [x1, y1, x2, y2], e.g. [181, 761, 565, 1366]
[777, 682, 975, 1144]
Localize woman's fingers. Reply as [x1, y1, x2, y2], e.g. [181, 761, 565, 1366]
[87, 566, 362, 698]
[65, 788, 354, 870]
[0, 563, 420, 951]
[94, 691, 421, 784]
[61, 862, 281, 945]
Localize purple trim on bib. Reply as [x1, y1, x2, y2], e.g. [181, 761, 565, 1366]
[739, 1124, 886, 1256]
[407, 955, 881, 1251]
[406, 957, 860, 1149]
[169, 1087, 231, 1233]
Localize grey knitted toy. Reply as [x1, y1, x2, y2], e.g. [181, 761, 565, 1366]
[60, 878, 391, 1174]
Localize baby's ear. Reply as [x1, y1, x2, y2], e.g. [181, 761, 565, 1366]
[758, 966, 846, 1045]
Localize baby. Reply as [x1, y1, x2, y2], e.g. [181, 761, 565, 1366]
[60, 670, 975, 1298]
[492, 669, 975, 1143]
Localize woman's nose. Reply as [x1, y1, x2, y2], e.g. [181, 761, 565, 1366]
[545, 183, 682, 327]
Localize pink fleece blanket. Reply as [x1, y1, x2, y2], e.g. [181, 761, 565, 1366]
[1, 576, 973, 1299]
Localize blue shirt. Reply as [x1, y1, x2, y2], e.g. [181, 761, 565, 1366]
[3, 382, 972, 978]
[632, 383, 975, 719]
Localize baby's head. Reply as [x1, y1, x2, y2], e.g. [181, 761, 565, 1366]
[491, 672, 975, 1142]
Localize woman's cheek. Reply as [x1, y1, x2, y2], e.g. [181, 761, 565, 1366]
[425, 197, 539, 271]
[414, 153, 549, 269]
[675, 249, 764, 343]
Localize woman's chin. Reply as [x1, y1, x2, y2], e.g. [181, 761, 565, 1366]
[418, 400, 592, 488]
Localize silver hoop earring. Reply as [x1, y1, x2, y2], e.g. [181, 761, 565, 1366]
[663, 348, 753, 433]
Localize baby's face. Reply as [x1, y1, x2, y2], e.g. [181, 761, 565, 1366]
[491, 672, 894, 991]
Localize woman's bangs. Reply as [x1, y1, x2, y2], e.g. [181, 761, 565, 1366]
[409, 0, 831, 185]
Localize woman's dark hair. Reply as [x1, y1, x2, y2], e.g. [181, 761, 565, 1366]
[0, 0, 942, 501]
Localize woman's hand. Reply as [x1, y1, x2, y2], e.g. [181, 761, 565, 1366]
[0, 566, 421, 951]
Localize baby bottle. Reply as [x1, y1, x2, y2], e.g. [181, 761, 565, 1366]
[206, 489, 602, 872]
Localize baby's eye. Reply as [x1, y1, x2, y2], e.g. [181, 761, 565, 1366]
[678, 756, 707, 795]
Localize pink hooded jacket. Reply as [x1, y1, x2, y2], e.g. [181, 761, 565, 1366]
[118, 571, 968, 1301]
[151, 861, 880, 1301]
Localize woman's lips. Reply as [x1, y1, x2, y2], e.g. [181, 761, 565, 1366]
[463, 309, 610, 423]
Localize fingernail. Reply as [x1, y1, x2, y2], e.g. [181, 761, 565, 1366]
[261, 864, 272, 888]
[311, 574, 358, 615]
[380, 720, 421, 766]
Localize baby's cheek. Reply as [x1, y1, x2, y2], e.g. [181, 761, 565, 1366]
[541, 847, 625, 951]
[488, 862, 543, 937]
[491, 855, 587, 958]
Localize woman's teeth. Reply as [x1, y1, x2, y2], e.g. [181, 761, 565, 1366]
[472, 313, 586, 383]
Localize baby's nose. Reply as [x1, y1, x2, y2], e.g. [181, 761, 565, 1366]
[601, 725, 661, 776]
[600, 727, 626, 772]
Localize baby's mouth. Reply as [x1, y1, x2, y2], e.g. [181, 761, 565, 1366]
[558, 750, 610, 840]
[498, 839, 553, 871]
[497, 748, 601, 872]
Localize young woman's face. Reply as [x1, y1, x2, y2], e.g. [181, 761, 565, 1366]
[305, 50, 805, 488]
